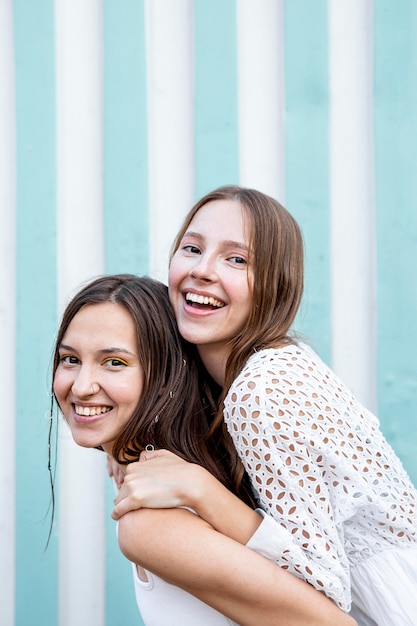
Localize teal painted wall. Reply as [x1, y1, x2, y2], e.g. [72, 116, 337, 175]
[284, 0, 331, 361]
[13, 1, 58, 623]
[194, 0, 239, 197]
[103, 0, 149, 279]
[374, 0, 417, 479]
[5, 2, 417, 624]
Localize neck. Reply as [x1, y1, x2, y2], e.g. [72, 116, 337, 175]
[197, 345, 227, 387]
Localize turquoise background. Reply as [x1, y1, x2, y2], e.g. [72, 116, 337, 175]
[8, 1, 417, 624]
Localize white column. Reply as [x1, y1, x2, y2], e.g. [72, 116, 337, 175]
[55, 1, 106, 625]
[237, 0, 285, 201]
[0, 2, 16, 624]
[145, 0, 195, 282]
[329, 0, 376, 409]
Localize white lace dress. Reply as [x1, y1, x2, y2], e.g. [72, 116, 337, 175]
[224, 343, 417, 626]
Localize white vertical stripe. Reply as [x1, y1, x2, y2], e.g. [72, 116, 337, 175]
[55, 1, 106, 625]
[237, 0, 285, 201]
[145, 0, 195, 282]
[329, 0, 376, 409]
[0, 2, 15, 625]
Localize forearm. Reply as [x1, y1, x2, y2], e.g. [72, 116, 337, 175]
[184, 464, 262, 544]
[118, 508, 356, 626]
[112, 452, 261, 544]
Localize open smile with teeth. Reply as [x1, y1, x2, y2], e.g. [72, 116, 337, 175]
[74, 405, 112, 417]
[185, 292, 225, 309]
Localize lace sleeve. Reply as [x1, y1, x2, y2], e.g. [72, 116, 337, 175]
[223, 348, 352, 611]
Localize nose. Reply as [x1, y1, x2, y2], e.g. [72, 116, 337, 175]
[71, 366, 98, 398]
[189, 252, 217, 282]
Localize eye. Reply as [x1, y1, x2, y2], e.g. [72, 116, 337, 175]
[59, 354, 79, 365]
[228, 255, 247, 266]
[102, 358, 129, 368]
[182, 244, 201, 255]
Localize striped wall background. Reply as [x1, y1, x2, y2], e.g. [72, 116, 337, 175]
[1, 1, 416, 624]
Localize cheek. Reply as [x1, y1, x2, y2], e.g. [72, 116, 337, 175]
[53, 369, 70, 401]
[117, 377, 144, 409]
[168, 256, 183, 292]
[235, 273, 252, 302]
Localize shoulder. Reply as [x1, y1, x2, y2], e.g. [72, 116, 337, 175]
[235, 342, 327, 384]
[225, 342, 354, 415]
[225, 343, 314, 407]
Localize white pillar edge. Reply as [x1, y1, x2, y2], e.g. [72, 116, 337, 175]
[237, 0, 286, 202]
[145, 0, 195, 283]
[0, 2, 16, 624]
[55, 1, 106, 625]
[329, 0, 376, 410]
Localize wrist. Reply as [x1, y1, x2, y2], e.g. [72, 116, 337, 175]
[183, 463, 214, 512]
[185, 467, 262, 544]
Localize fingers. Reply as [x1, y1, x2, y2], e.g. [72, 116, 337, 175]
[112, 497, 135, 520]
[140, 446, 158, 462]
[112, 479, 142, 520]
[110, 449, 184, 521]
[106, 454, 126, 488]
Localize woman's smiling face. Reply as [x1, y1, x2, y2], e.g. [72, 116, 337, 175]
[168, 199, 253, 381]
[53, 302, 144, 454]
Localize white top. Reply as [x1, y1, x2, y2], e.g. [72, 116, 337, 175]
[131, 563, 237, 626]
[224, 343, 417, 618]
[115, 498, 237, 626]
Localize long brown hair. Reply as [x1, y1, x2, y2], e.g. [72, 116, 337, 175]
[51, 274, 237, 492]
[171, 185, 304, 494]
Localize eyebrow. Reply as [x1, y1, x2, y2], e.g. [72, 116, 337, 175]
[59, 343, 137, 357]
[184, 231, 249, 252]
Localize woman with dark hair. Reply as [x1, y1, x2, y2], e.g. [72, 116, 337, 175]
[114, 186, 417, 626]
[52, 273, 352, 626]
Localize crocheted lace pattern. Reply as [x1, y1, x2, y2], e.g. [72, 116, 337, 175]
[224, 343, 417, 609]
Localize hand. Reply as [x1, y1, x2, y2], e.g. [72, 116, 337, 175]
[113, 448, 264, 546]
[112, 449, 205, 520]
[106, 454, 126, 489]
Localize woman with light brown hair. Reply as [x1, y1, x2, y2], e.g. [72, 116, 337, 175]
[114, 185, 417, 626]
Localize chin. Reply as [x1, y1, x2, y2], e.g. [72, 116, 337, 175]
[68, 424, 114, 452]
[71, 434, 104, 450]
[73, 440, 96, 450]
